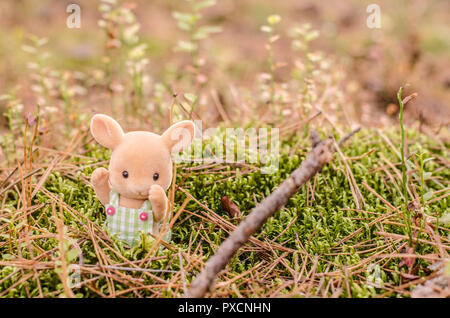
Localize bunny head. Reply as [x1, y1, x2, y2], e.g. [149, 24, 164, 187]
[90, 114, 194, 200]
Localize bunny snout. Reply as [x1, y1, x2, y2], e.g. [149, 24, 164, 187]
[137, 190, 148, 197]
[130, 185, 151, 198]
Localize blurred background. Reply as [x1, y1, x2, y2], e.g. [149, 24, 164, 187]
[0, 0, 448, 139]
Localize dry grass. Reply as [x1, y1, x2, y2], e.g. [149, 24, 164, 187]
[0, 0, 449, 298]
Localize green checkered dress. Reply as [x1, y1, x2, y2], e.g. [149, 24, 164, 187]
[105, 190, 171, 246]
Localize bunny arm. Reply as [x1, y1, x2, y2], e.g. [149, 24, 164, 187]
[90, 167, 111, 206]
[149, 184, 168, 223]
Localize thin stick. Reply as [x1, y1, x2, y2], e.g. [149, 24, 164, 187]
[184, 128, 360, 297]
[179, 251, 187, 293]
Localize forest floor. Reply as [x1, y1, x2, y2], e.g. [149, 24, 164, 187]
[0, 0, 448, 297]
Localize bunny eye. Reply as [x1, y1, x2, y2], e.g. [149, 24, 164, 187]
[122, 171, 129, 178]
[153, 173, 159, 181]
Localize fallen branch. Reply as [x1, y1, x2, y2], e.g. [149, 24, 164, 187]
[184, 128, 360, 297]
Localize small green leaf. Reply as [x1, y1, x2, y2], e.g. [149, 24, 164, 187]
[267, 15, 281, 25]
[174, 40, 197, 52]
[445, 261, 450, 277]
[305, 30, 319, 41]
[194, 26, 222, 39]
[194, 0, 216, 11]
[172, 12, 192, 23]
[128, 44, 148, 60]
[66, 249, 79, 263]
[177, 21, 190, 31]
[184, 93, 197, 104]
[21, 45, 36, 54]
[423, 191, 433, 201]
[440, 213, 450, 225]
[199, 26, 222, 34]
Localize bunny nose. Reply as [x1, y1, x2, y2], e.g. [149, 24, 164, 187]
[134, 185, 149, 197]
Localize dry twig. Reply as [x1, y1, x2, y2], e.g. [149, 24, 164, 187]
[185, 128, 360, 297]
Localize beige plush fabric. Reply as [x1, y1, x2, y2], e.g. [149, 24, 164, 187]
[90, 114, 194, 235]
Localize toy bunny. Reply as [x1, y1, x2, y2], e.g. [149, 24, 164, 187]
[89, 114, 195, 246]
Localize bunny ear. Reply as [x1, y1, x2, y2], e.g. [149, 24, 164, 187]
[90, 114, 124, 149]
[161, 120, 195, 153]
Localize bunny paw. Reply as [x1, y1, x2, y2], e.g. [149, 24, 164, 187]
[149, 184, 167, 222]
[91, 167, 109, 186]
[149, 184, 167, 207]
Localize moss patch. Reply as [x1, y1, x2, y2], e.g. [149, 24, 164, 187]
[0, 127, 448, 297]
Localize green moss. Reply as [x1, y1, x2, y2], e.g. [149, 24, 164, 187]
[0, 127, 448, 297]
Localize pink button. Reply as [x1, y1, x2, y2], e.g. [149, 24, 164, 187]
[106, 206, 115, 216]
[139, 212, 148, 221]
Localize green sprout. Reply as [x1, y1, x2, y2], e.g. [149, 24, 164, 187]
[173, 0, 222, 79]
[397, 86, 413, 247]
[261, 14, 281, 108]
